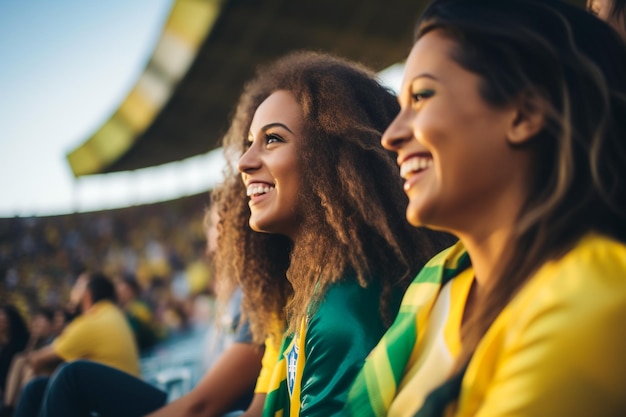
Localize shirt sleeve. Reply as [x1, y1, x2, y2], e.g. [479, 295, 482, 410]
[52, 316, 90, 361]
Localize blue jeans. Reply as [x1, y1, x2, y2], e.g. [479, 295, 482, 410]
[36, 360, 167, 417]
[14, 376, 50, 417]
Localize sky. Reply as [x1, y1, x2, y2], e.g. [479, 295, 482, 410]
[0, 0, 220, 217]
[0, 1, 403, 218]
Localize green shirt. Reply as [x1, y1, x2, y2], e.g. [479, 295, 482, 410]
[263, 278, 399, 417]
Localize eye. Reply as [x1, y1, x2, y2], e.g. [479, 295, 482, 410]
[410, 89, 435, 104]
[265, 133, 284, 145]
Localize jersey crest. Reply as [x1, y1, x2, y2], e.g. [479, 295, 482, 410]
[286, 338, 299, 397]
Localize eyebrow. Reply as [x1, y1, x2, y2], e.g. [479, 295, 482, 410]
[248, 122, 294, 140]
[397, 73, 440, 105]
[410, 73, 439, 83]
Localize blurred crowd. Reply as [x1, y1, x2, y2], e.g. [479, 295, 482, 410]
[0, 193, 214, 346]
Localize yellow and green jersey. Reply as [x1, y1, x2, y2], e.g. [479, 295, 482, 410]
[345, 233, 626, 417]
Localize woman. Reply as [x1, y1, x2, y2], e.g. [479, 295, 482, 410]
[3, 308, 56, 414]
[588, 0, 626, 40]
[344, 0, 626, 416]
[0, 305, 29, 398]
[213, 51, 453, 417]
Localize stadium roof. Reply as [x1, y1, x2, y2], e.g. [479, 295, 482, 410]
[66, 0, 585, 177]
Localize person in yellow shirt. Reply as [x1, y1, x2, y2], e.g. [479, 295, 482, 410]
[14, 272, 140, 417]
[344, 0, 626, 416]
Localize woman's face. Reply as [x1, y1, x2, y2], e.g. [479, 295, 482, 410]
[53, 310, 67, 334]
[115, 281, 134, 305]
[31, 314, 53, 338]
[238, 90, 303, 239]
[382, 30, 532, 234]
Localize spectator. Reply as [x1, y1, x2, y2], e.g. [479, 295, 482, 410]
[114, 275, 162, 352]
[0, 306, 29, 400]
[345, 0, 626, 416]
[14, 272, 139, 417]
[213, 51, 454, 416]
[50, 308, 70, 339]
[2, 308, 55, 414]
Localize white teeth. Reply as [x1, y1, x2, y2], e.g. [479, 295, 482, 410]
[400, 157, 433, 179]
[246, 184, 275, 197]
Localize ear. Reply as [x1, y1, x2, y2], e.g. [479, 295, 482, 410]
[507, 93, 546, 145]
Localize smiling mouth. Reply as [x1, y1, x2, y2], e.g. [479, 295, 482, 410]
[246, 184, 275, 197]
[400, 156, 433, 179]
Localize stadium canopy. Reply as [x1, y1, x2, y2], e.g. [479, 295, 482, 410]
[66, 0, 585, 177]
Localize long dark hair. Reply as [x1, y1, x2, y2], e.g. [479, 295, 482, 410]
[416, 0, 626, 373]
[214, 51, 455, 343]
[1, 305, 29, 346]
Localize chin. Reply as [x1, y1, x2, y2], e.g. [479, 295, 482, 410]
[248, 219, 264, 233]
[405, 206, 427, 228]
[249, 218, 274, 234]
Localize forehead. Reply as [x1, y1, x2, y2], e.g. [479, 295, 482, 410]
[400, 30, 459, 89]
[249, 90, 303, 133]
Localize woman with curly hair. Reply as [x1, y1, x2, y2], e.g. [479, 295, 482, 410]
[344, 0, 626, 416]
[212, 50, 454, 417]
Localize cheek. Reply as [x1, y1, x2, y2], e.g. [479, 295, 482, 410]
[278, 158, 300, 195]
[412, 100, 462, 143]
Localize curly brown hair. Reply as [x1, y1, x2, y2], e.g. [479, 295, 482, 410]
[213, 51, 455, 344]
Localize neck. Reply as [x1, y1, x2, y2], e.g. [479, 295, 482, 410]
[456, 225, 515, 291]
[82, 299, 96, 313]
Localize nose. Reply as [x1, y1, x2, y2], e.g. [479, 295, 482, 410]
[382, 110, 413, 152]
[238, 142, 261, 174]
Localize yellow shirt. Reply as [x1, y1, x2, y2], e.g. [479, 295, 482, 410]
[255, 335, 281, 394]
[53, 300, 140, 376]
[454, 234, 626, 416]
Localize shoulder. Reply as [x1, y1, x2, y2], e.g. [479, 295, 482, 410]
[95, 301, 127, 318]
[307, 280, 387, 350]
[516, 234, 626, 317]
[313, 280, 382, 324]
[463, 234, 626, 415]
[485, 234, 626, 367]
[75, 302, 129, 332]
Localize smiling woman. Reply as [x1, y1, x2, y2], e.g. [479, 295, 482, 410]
[344, 1, 626, 416]
[213, 51, 455, 417]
